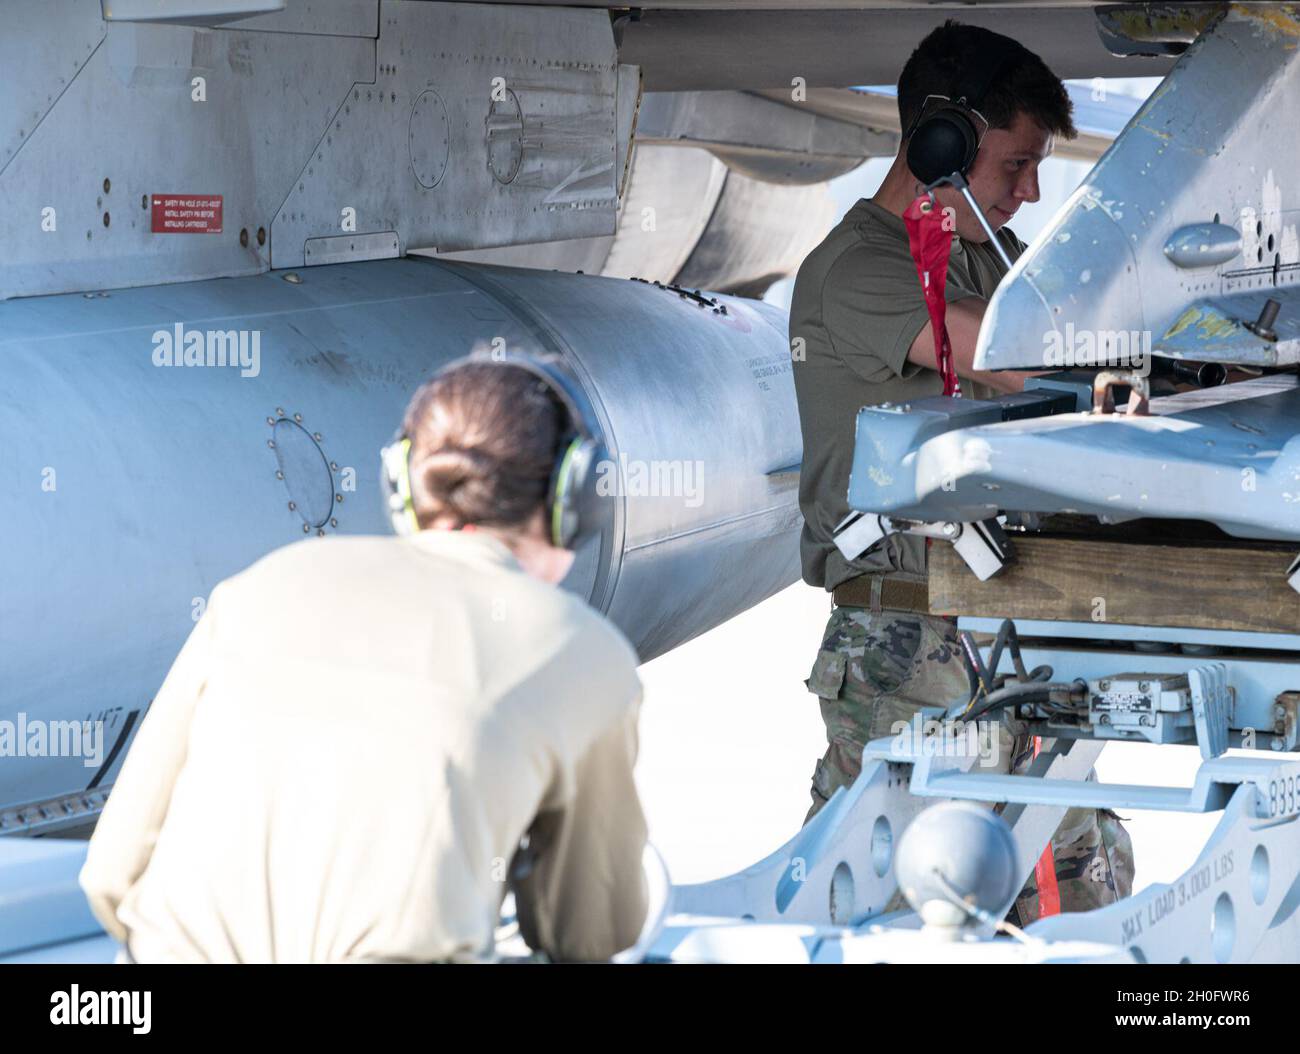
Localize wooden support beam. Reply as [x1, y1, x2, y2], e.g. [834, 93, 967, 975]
[929, 534, 1300, 635]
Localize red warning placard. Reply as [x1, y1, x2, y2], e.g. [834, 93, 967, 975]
[151, 195, 223, 234]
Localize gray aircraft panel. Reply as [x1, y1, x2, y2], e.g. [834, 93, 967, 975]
[976, 6, 1300, 372]
[0, 0, 106, 175]
[0, 18, 374, 298]
[1154, 290, 1300, 366]
[635, 90, 892, 185]
[103, 0, 377, 34]
[616, 7, 1177, 92]
[270, 1, 623, 267]
[847, 377, 1300, 541]
[0, 2, 629, 299]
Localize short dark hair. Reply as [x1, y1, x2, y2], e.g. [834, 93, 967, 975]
[898, 21, 1076, 140]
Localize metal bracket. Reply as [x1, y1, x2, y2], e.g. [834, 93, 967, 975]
[1189, 662, 1233, 760]
[1092, 369, 1151, 415]
[0, 788, 109, 836]
[906, 748, 1300, 819]
[303, 231, 400, 267]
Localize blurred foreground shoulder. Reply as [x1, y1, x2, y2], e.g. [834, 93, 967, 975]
[556, 590, 642, 694]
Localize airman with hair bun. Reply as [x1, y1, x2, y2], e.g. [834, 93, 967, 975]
[83, 358, 649, 963]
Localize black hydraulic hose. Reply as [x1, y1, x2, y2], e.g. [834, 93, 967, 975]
[962, 681, 1073, 722]
[959, 631, 991, 698]
[959, 619, 1054, 715]
[987, 620, 1052, 683]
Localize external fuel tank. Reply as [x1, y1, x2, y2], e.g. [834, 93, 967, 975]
[0, 256, 801, 826]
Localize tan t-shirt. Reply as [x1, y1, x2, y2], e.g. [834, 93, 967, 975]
[80, 530, 648, 963]
[790, 197, 1026, 591]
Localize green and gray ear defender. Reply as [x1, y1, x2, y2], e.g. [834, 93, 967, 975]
[526, 353, 608, 551]
[380, 435, 421, 536]
[379, 354, 610, 550]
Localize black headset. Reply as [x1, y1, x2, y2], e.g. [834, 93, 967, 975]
[903, 35, 1029, 187]
[380, 354, 609, 550]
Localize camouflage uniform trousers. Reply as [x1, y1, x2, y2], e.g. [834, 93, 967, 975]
[804, 603, 1135, 925]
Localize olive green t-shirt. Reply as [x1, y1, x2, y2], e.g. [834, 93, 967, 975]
[790, 197, 1026, 591]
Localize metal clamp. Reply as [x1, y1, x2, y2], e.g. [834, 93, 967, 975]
[1092, 370, 1151, 416]
[1188, 663, 1233, 761]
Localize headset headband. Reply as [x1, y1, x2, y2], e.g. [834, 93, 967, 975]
[475, 353, 600, 447]
[901, 33, 1027, 142]
[902, 34, 1031, 187]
